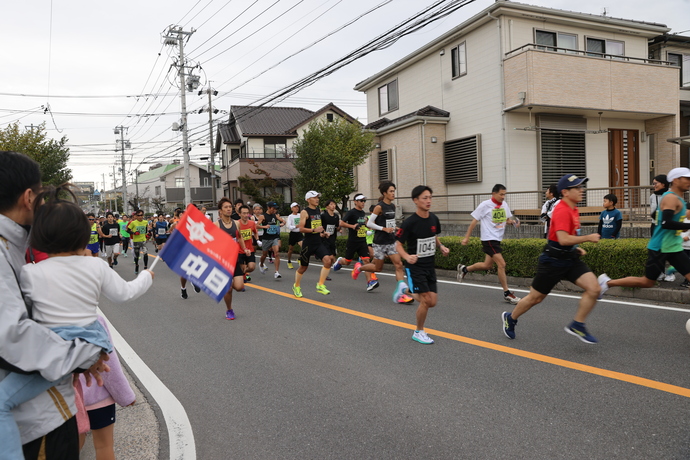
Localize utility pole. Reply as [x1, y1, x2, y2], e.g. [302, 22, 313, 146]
[101, 173, 106, 212]
[134, 169, 140, 212]
[163, 26, 197, 207]
[114, 126, 129, 215]
[111, 165, 117, 213]
[201, 85, 218, 206]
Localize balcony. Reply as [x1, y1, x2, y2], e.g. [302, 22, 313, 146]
[503, 45, 679, 119]
[231, 149, 296, 161]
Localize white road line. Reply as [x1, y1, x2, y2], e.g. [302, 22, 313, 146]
[99, 309, 196, 460]
[311, 260, 690, 314]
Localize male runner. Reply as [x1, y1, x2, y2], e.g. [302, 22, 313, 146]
[334, 194, 379, 291]
[285, 202, 303, 269]
[127, 210, 150, 275]
[293, 191, 334, 297]
[86, 213, 100, 257]
[100, 212, 121, 268]
[118, 214, 131, 258]
[502, 174, 602, 343]
[258, 202, 285, 279]
[320, 199, 340, 260]
[354, 181, 413, 304]
[153, 213, 170, 252]
[216, 197, 251, 320]
[237, 205, 258, 282]
[170, 209, 201, 299]
[396, 185, 450, 344]
[599, 167, 690, 297]
[458, 184, 521, 304]
[231, 199, 244, 220]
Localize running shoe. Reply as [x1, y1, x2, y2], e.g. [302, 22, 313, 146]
[225, 309, 235, 320]
[134, 264, 139, 275]
[287, 262, 294, 269]
[326, 276, 332, 281]
[193, 284, 201, 293]
[274, 272, 282, 279]
[392, 280, 410, 302]
[113, 259, 118, 266]
[316, 284, 330, 295]
[457, 264, 468, 283]
[665, 273, 676, 282]
[503, 291, 521, 304]
[502, 312, 517, 339]
[180, 288, 188, 300]
[155, 246, 158, 253]
[260, 263, 267, 275]
[333, 257, 343, 271]
[565, 321, 598, 344]
[367, 280, 380, 292]
[397, 294, 414, 304]
[681, 280, 690, 288]
[244, 274, 251, 282]
[597, 273, 611, 299]
[292, 284, 303, 298]
[352, 262, 362, 280]
[123, 253, 128, 258]
[412, 330, 434, 344]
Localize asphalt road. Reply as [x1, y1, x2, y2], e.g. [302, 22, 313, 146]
[99, 250, 690, 460]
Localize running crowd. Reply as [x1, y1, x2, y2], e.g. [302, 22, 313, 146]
[4, 147, 690, 459]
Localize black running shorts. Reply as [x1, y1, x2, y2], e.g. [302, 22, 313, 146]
[531, 259, 592, 295]
[644, 249, 690, 280]
[481, 240, 503, 255]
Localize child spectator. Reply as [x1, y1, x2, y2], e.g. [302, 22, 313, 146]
[598, 194, 622, 239]
[0, 184, 154, 459]
[79, 316, 135, 460]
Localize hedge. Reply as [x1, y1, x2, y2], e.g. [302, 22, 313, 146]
[276, 234, 650, 279]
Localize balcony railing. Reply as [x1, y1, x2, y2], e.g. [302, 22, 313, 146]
[505, 43, 676, 67]
[231, 149, 297, 161]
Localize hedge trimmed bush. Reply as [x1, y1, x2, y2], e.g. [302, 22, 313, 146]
[277, 234, 649, 279]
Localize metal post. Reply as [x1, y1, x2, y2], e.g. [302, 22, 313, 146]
[207, 87, 217, 207]
[115, 126, 128, 215]
[177, 31, 192, 207]
[134, 169, 140, 211]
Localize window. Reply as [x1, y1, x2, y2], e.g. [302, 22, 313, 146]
[378, 150, 389, 182]
[262, 185, 291, 204]
[264, 138, 287, 156]
[535, 30, 577, 53]
[668, 53, 690, 87]
[155, 186, 161, 195]
[203, 177, 209, 187]
[451, 42, 467, 78]
[538, 115, 586, 191]
[378, 80, 398, 115]
[175, 177, 184, 187]
[326, 113, 334, 122]
[586, 38, 625, 58]
[444, 135, 482, 184]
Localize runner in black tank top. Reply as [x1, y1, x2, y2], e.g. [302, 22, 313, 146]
[216, 198, 251, 320]
[292, 191, 335, 298]
[355, 181, 413, 304]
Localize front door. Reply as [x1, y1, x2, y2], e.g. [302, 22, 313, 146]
[608, 129, 640, 207]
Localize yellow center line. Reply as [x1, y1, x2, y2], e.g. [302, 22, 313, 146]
[247, 283, 690, 399]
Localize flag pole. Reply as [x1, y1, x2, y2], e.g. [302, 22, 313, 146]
[148, 255, 162, 271]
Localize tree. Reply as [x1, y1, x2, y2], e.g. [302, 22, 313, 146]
[151, 195, 167, 214]
[238, 160, 287, 211]
[0, 122, 71, 185]
[293, 118, 374, 211]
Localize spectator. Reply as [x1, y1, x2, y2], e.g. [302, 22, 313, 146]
[597, 194, 623, 239]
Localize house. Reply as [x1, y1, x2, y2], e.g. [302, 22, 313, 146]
[353, 0, 680, 215]
[126, 161, 222, 212]
[215, 103, 359, 204]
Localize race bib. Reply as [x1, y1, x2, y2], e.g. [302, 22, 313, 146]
[416, 236, 436, 258]
[310, 219, 322, 230]
[158, 228, 166, 235]
[137, 225, 147, 234]
[294, 217, 300, 226]
[357, 225, 367, 238]
[491, 208, 507, 226]
[109, 228, 118, 236]
[268, 224, 280, 234]
[240, 228, 252, 241]
[385, 219, 396, 228]
[326, 224, 335, 234]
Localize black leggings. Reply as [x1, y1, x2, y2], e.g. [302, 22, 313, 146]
[133, 244, 149, 267]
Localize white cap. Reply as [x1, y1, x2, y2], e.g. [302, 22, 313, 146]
[290, 202, 299, 208]
[165, 214, 171, 218]
[305, 191, 320, 199]
[354, 194, 366, 201]
[667, 167, 690, 182]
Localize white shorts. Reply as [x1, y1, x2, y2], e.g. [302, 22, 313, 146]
[105, 244, 121, 257]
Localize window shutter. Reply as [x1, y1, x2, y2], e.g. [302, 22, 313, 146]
[378, 150, 389, 182]
[444, 135, 481, 183]
[538, 115, 586, 192]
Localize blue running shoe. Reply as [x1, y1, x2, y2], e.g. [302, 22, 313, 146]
[367, 280, 380, 292]
[502, 311, 517, 339]
[225, 309, 235, 320]
[565, 321, 597, 344]
[333, 257, 343, 272]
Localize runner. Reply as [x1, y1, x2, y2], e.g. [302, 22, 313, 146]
[320, 200, 341, 267]
[86, 213, 100, 257]
[354, 181, 413, 303]
[231, 199, 244, 220]
[126, 210, 150, 275]
[153, 214, 170, 253]
[395, 185, 450, 344]
[457, 184, 522, 304]
[118, 214, 131, 258]
[599, 167, 690, 298]
[237, 205, 258, 282]
[293, 191, 334, 297]
[98, 216, 106, 257]
[258, 202, 285, 279]
[501, 174, 602, 343]
[170, 209, 201, 299]
[100, 212, 121, 268]
[216, 197, 251, 320]
[286, 202, 303, 269]
[334, 194, 379, 291]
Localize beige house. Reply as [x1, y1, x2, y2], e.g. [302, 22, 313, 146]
[216, 103, 358, 204]
[353, 0, 680, 214]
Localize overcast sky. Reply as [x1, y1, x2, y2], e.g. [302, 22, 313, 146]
[2, 0, 688, 189]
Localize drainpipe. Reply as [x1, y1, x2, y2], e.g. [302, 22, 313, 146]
[488, 10, 508, 186]
[421, 120, 428, 185]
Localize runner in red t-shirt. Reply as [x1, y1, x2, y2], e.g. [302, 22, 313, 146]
[501, 174, 602, 344]
[237, 205, 258, 282]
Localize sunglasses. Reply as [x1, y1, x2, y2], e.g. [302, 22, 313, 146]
[88, 218, 95, 221]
